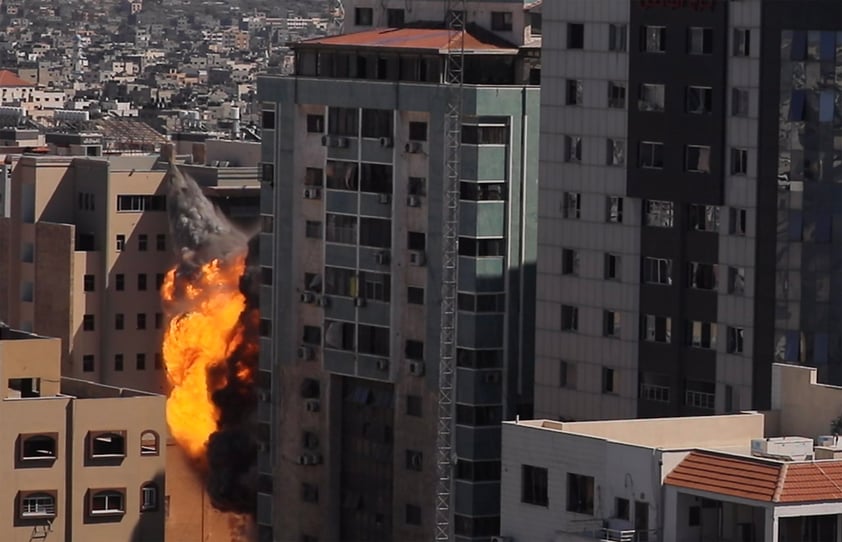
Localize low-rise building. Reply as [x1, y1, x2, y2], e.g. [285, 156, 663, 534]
[501, 363, 842, 542]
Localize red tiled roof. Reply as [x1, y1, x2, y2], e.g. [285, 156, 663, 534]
[298, 27, 515, 53]
[666, 451, 842, 504]
[0, 70, 34, 87]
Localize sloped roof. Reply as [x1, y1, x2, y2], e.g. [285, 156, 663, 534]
[666, 451, 842, 504]
[297, 27, 516, 54]
[0, 70, 34, 87]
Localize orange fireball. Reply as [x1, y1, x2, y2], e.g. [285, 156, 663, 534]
[161, 256, 248, 460]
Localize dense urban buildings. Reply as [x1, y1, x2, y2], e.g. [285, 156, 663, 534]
[257, 1, 541, 540]
[0, 325, 166, 542]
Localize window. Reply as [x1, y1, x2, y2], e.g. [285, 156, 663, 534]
[406, 450, 423, 471]
[642, 314, 671, 343]
[686, 321, 717, 349]
[642, 25, 666, 52]
[688, 204, 719, 232]
[141, 483, 158, 512]
[137, 274, 147, 291]
[261, 110, 275, 130]
[408, 286, 424, 305]
[638, 84, 665, 112]
[727, 326, 745, 353]
[639, 141, 664, 169]
[603, 311, 621, 338]
[137, 313, 146, 330]
[462, 125, 508, 144]
[687, 86, 713, 114]
[138, 234, 147, 251]
[457, 349, 503, 369]
[565, 136, 582, 162]
[354, 7, 372, 26]
[491, 11, 512, 31]
[616, 498, 630, 520]
[136, 353, 146, 370]
[328, 107, 358, 136]
[686, 381, 716, 410]
[83, 314, 95, 331]
[302, 326, 321, 345]
[21, 434, 57, 460]
[688, 262, 718, 290]
[602, 367, 616, 393]
[83, 355, 94, 372]
[559, 360, 576, 388]
[567, 473, 595, 515]
[644, 200, 673, 227]
[304, 167, 323, 187]
[84, 274, 95, 292]
[733, 28, 750, 56]
[306, 114, 324, 133]
[20, 493, 56, 518]
[606, 196, 623, 223]
[607, 139, 625, 166]
[732, 88, 749, 117]
[561, 305, 578, 332]
[566, 79, 583, 105]
[358, 324, 389, 356]
[305, 221, 322, 239]
[729, 208, 747, 235]
[521, 465, 548, 506]
[609, 24, 627, 51]
[608, 81, 626, 108]
[640, 374, 671, 403]
[140, 431, 159, 456]
[115, 273, 125, 291]
[408, 121, 427, 142]
[406, 395, 422, 417]
[454, 515, 501, 538]
[731, 147, 748, 175]
[728, 266, 746, 295]
[361, 109, 392, 139]
[688, 27, 713, 54]
[567, 23, 584, 49]
[605, 253, 620, 280]
[562, 192, 581, 219]
[89, 432, 126, 458]
[406, 503, 422, 526]
[643, 257, 672, 285]
[90, 490, 125, 516]
[387, 8, 405, 27]
[156, 234, 166, 251]
[116, 234, 125, 251]
[359, 218, 391, 248]
[561, 249, 579, 276]
[116, 195, 166, 212]
[155, 313, 163, 329]
[326, 214, 356, 244]
[530, 12, 542, 36]
[115, 354, 123, 372]
[456, 404, 503, 426]
[115, 313, 124, 330]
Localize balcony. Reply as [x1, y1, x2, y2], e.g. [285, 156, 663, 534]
[557, 520, 658, 542]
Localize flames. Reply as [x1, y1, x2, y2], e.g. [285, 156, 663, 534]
[161, 255, 251, 461]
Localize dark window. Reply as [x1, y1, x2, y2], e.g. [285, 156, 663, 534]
[688, 204, 719, 232]
[567, 473, 595, 514]
[137, 274, 147, 291]
[138, 234, 147, 251]
[462, 125, 508, 144]
[20, 492, 56, 518]
[408, 287, 424, 305]
[261, 110, 276, 130]
[567, 23, 584, 49]
[387, 8, 405, 27]
[644, 200, 673, 227]
[561, 305, 578, 331]
[686, 321, 718, 349]
[731, 147, 748, 175]
[141, 431, 159, 455]
[727, 326, 745, 353]
[155, 313, 162, 329]
[608, 82, 626, 108]
[259, 319, 272, 337]
[305, 220, 322, 239]
[733, 28, 750, 56]
[457, 238, 505, 257]
[116, 196, 166, 212]
[406, 395, 422, 417]
[687, 86, 712, 114]
[306, 114, 324, 133]
[154, 354, 163, 370]
[688, 27, 713, 54]
[115, 354, 124, 371]
[530, 12, 542, 36]
[521, 465, 548, 506]
[642, 25, 666, 52]
[156, 234, 166, 251]
[562, 248, 579, 276]
[83, 355, 94, 372]
[732, 88, 749, 117]
[643, 257, 672, 285]
[90, 489, 125, 516]
[303, 326, 321, 345]
[115, 313, 124, 330]
[116, 235, 125, 251]
[361, 109, 392, 138]
[305, 167, 323, 187]
[639, 141, 664, 168]
[405, 340, 424, 359]
[21, 435, 57, 460]
[566, 79, 583, 105]
[491, 11, 512, 31]
[137, 313, 146, 330]
[639, 84, 665, 112]
[90, 432, 125, 457]
[565, 135, 582, 162]
[457, 349, 503, 369]
[642, 315, 672, 343]
[728, 267, 746, 295]
[729, 208, 747, 235]
[616, 498, 630, 520]
[455, 404, 502, 426]
[141, 483, 158, 512]
[357, 324, 390, 356]
[83, 314, 95, 331]
[359, 163, 392, 193]
[354, 7, 373, 26]
[688, 262, 718, 290]
[456, 460, 501, 482]
[360, 218, 391, 248]
[454, 515, 500, 537]
[607, 139, 625, 165]
[406, 450, 423, 471]
[606, 196, 623, 223]
[609, 24, 627, 51]
[405, 504, 421, 525]
[605, 253, 620, 280]
[603, 311, 620, 338]
[408, 231, 426, 251]
[301, 483, 319, 503]
[602, 367, 616, 393]
[84, 274, 95, 292]
[328, 107, 358, 136]
[136, 353, 146, 370]
[562, 192, 581, 219]
[408, 121, 427, 141]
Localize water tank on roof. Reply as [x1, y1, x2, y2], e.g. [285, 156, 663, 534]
[0, 106, 25, 119]
[54, 109, 90, 122]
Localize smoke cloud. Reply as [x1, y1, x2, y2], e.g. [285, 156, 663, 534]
[164, 164, 259, 516]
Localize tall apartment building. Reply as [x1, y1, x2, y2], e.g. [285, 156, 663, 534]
[536, 0, 842, 422]
[0, 325, 166, 542]
[257, 2, 541, 540]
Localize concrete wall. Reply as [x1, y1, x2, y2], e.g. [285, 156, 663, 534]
[771, 363, 842, 438]
[0, 334, 61, 397]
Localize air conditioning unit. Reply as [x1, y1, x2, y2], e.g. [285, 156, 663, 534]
[409, 250, 426, 267]
[305, 399, 320, 412]
[751, 437, 813, 461]
[303, 187, 321, 200]
[300, 291, 316, 304]
[320, 135, 329, 146]
[484, 372, 501, 384]
[354, 297, 366, 307]
[405, 141, 423, 154]
[379, 136, 393, 148]
[407, 195, 421, 207]
[334, 136, 349, 148]
[408, 360, 425, 377]
[378, 193, 391, 205]
[817, 435, 841, 448]
[297, 346, 314, 361]
[376, 359, 389, 371]
[317, 295, 330, 307]
[375, 251, 390, 265]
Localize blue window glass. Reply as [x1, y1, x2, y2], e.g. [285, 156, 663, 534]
[814, 333, 829, 364]
[785, 330, 800, 361]
[820, 31, 836, 60]
[820, 91, 834, 123]
[788, 211, 803, 241]
[790, 90, 806, 121]
[816, 214, 832, 243]
[791, 30, 807, 60]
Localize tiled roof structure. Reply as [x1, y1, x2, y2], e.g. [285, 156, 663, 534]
[0, 70, 34, 87]
[298, 27, 516, 53]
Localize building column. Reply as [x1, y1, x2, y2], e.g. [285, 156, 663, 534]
[764, 507, 778, 542]
[836, 513, 842, 542]
[662, 487, 679, 541]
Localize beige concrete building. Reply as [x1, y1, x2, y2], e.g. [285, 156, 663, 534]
[0, 325, 166, 542]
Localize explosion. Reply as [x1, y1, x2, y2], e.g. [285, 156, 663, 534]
[161, 165, 259, 516]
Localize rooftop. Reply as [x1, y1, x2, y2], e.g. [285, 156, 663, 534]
[0, 69, 34, 87]
[297, 26, 518, 54]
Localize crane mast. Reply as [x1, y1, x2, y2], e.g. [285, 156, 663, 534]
[435, 0, 465, 540]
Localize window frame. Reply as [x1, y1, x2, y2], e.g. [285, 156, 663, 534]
[567, 473, 595, 515]
[19, 433, 58, 462]
[521, 464, 549, 507]
[140, 431, 160, 456]
[140, 483, 159, 512]
[89, 488, 126, 517]
[88, 431, 127, 460]
[19, 491, 57, 519]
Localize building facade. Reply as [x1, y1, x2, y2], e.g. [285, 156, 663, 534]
[535, 0, 842, 422]
[256, 2, 541, 540]
[0, 326, 166, 542]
